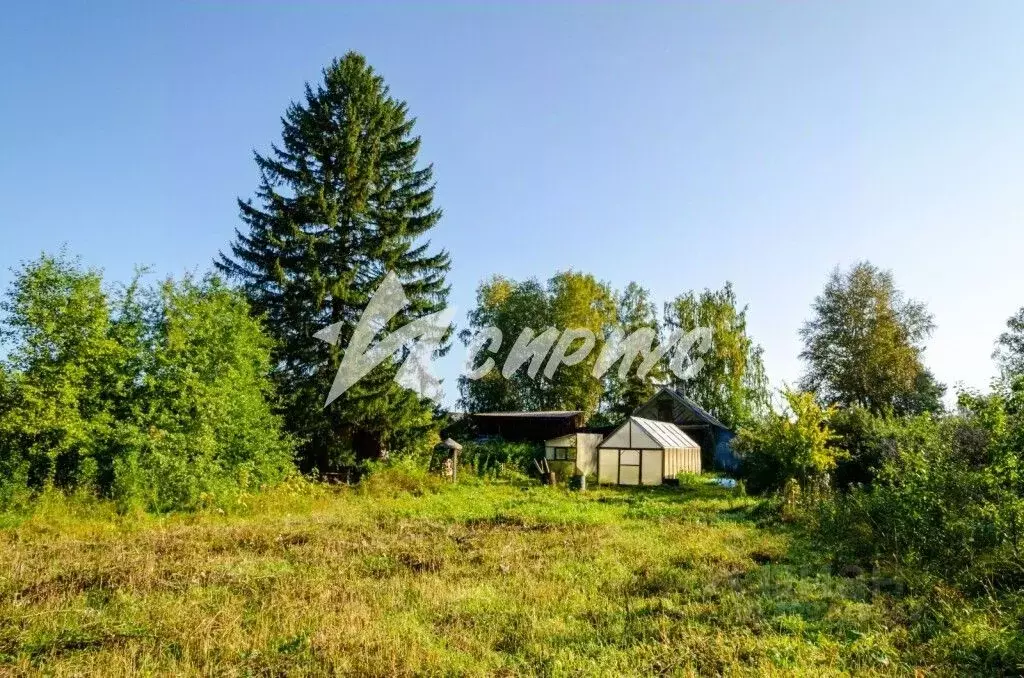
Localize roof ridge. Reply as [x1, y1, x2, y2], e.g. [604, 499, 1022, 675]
[474, 410, 582, 417]
[629, 415, 699, 449]
[661, 387, 729, 430]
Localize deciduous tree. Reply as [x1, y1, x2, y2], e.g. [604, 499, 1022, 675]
[0, 252, 124, 492]
[799, 262, 941, 415]
[664, 282, 769, 428]
[602, 282, 665, 419]
[458, 271, 616, 419]
[0, 252, 294, 511]
[995, 307, 1024, 381]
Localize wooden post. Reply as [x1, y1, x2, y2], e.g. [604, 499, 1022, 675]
[443, 438, 462, 484]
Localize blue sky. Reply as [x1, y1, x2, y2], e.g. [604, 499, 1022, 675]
[2, 2, 1022, 406]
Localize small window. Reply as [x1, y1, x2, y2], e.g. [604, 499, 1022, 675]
[552, 447, 575, 461]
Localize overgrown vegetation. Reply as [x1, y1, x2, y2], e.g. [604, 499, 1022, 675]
[0, 475, 986, 676]
[443, 439, 538, 479]
[806, 384, 1024, 584]
[733, 389, 838, 495]
[775, 389, 1024, 673]
[723, 264, 1024, 673]
[0, 253, 294, 512]
[1, 50, 1023, 673]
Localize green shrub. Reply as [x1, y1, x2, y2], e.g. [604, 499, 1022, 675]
[805, 401, 1024, 591]
[829, 405, 886, 488]
[361, 457, 444, 497]
[446, 439, 539, 479]
[131, 275, 295, 511]
[0, 253, 294, 512]
[733, 389, 840, 494]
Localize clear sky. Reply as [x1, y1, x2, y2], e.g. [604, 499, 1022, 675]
[2, 2, 1023, 406]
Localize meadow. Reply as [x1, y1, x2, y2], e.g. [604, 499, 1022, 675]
[0, 474, 941, 677]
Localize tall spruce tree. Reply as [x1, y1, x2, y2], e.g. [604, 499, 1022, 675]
[217, 53, 451, 470]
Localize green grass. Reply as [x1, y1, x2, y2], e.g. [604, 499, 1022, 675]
[0, 478, 945, 676]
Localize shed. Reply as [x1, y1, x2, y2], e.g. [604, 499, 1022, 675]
[472, 411, 583, 442]
[543, 432, 605, 476]
[597, 417, 701, 486]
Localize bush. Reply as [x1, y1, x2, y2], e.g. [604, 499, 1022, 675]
[0, 253, 294, 512]
[129, 276, 295, 511]
[828, 405, 886, 488]
[0, 253, 127, 498]
[361, 457, 444, 497]
[805, 401, 1024, 592]
[733, 389, 840, 494]
[442, 439, 539, 479]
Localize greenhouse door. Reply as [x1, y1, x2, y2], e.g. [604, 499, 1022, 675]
[598, 448, 618, 484]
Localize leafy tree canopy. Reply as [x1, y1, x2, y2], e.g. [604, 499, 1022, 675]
[458, 271, 617, 419]
[664, 282, 770, 429]
[0, 252, 293, 511]
[995, 307, 1024, 381]
[800, 261, 942, 415]
[602, 282, 665, 420]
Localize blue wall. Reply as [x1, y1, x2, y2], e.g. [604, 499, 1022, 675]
[713, 429, 739, 472]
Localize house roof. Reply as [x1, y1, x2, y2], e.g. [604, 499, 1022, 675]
[473, 411, 582, 419]
[655, 387, 730, 430]
[631, 416, 701, 449]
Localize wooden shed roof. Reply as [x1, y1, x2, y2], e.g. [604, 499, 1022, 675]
[474, 411, 582, 418]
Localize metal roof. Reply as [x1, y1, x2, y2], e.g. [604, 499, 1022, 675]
[663, 387, 729, 430]
[473, 411, 582, 418]
[631, 416, 701, 449]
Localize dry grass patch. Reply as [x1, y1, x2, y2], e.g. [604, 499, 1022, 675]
[0, 480, 925, 676]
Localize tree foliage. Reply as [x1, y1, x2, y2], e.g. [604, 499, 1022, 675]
[995, 307, 1024, 381]
[601, 283, 665, 420]
[545, 272, 618, 417]
[733, 389, 838, 494]
[217, 52, 450, 469]
[799, 262, 942, 415]
[136, 276, 295, 511]
[0, 252, 293, 511]
[0, 253, 127, 493]
[664, 282, 769, 429]
[810, 388, 1024, 593]
[458, 271, 617, 419]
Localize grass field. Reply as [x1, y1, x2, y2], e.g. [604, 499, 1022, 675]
[0, 476, 938, 676]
